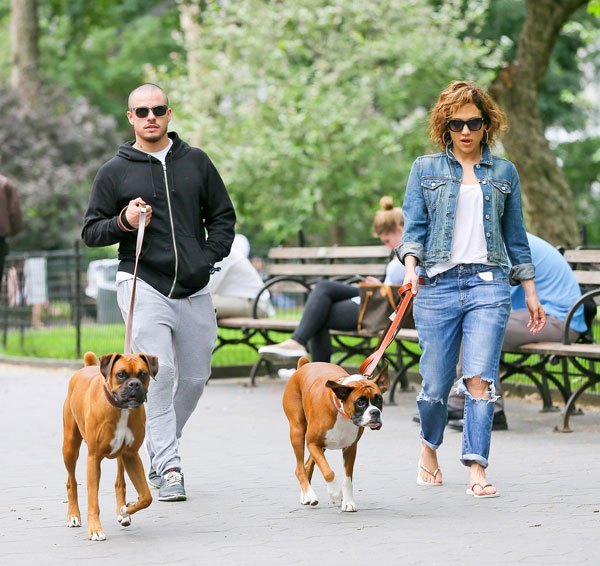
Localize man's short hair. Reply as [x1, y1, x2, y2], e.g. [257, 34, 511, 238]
[128, 83, 169, 109]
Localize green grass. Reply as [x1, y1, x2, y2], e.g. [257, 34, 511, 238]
[0, 323, 274, 365]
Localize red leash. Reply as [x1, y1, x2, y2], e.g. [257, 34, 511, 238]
[359, 282, 415, 378]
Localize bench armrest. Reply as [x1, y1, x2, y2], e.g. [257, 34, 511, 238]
[250, 275, 312, 319]
[563, 288, 600, 344]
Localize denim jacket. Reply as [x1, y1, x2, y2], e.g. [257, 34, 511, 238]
[396, 144, 534, 284]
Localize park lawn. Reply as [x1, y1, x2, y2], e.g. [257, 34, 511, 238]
[1, 324, 263, 365]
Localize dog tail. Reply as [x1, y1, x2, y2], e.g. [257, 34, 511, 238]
[83, 351, 98, 366]
[297, 356, 310, 369]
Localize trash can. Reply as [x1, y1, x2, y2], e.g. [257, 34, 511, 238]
[87, 259, 121, 324]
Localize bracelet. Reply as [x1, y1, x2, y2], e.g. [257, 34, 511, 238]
[117, 206, 136, 233]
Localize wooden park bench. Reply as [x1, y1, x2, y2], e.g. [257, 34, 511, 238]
[215, 244, 405, 386]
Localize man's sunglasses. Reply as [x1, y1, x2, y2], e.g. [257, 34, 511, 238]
[131, 105, 169, 118]
[447, 117, 484, 132]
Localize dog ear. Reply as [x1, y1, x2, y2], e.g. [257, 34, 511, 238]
[297, 356, 310, 369]
[99, 353, 121, 381]
[140, 354, 159, 379]
[373, 364, 389, 394]
[325, 380, 354, 401]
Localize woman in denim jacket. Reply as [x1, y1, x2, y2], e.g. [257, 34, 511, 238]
[397, 80, 546, 498]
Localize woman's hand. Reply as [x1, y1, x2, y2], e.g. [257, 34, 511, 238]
[403, 255, 419, 295]
[522, 279, 546, 334]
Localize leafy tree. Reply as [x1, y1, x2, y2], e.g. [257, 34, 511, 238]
[166, 0, 501, 248]
[0, 85, 120, 250]
[489, 0, 592, 246]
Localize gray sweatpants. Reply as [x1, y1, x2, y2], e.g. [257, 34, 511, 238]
[117, 278, 217, 476]
[448, 310, 579, 413]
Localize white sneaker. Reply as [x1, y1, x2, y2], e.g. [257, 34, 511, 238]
[258, 344, 307, 358]
[277, 368, 296, 380]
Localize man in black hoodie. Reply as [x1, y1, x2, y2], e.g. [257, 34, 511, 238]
[82, 83, 236, 502]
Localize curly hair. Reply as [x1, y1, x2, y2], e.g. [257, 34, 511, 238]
[429, 80, 508, 150]
[373, 196, 403, 236]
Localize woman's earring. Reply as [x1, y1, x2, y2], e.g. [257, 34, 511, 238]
[483, 129, 489, 145]
[443, 131, 452, 147]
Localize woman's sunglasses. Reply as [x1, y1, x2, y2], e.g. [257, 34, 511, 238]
[131, 105, 169, 119]
[447, 117, 484, 132]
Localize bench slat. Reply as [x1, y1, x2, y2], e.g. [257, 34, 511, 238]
[564, 249, 600, 264]
[268, 245, 389, 260]
[572, 270, 600, 285]
[509, 341, 600, 358]
[265, 263, 387, 277]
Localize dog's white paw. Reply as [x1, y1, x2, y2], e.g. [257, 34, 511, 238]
[300, 486, 318, 506]
[118, 504, 132, 526]
[341, 499, 358, 512]
[66, 516, 81, 527]
[89, 530, 106, 541]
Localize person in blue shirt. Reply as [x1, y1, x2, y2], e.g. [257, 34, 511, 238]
[445, 232, 586, 431]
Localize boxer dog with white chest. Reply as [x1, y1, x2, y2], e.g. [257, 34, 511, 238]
[282, 357, 388, 512]
[62, 351, 158, 541]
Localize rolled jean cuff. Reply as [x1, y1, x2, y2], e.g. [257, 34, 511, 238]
[461, 453, 489, 468]
[420, 435, 441, 451]
[509, 263, 535, 285]
[395, 242, 423, 265]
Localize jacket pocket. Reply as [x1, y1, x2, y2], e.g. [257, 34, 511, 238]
[491, 179, 511, 194]
[176, 235, 212, 291]
[420, 177, 447, 211]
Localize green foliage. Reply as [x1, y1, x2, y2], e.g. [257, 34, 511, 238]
[164, 0, 500, 248]
[38, 0, 183, 122]
[476, 0, 599, 131]
[555, 136, 600, 244]
[0, 85, 120, 251]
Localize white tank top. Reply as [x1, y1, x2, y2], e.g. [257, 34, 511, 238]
[427, 183, 492, 277]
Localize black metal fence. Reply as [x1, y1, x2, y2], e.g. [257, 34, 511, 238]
[0, 243, 268, 371]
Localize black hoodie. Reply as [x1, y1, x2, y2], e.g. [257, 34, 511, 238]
[82, 132, 236, 298]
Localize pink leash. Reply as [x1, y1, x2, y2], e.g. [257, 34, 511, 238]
[124, 206, 146, 354]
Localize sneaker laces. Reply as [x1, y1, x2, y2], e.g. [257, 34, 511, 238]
[163, 470, 183, 487]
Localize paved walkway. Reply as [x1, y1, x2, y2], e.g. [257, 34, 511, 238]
[1, 361, 599, 565]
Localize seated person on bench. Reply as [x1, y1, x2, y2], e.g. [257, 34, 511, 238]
[259, 196, 405, 362]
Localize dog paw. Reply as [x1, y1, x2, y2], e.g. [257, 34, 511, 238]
[89, 530, 106, 541]
[341, 499, 357, 512]
[66, 516, 81, 527]
[300, 487, 318, 506]
[117, 504, 132, 526]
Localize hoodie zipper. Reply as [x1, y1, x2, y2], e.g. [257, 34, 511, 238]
[162, 161, 178, 297]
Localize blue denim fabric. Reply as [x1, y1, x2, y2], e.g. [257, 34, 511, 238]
[396, 145, 534, 284]
[414, 264, 510, 467]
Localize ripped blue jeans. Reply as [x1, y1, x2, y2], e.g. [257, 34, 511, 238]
[414, 264, 511, 467]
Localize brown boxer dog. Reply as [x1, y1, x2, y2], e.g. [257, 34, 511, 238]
[282, 357, 388, 512]
[62, 351, 158, 541]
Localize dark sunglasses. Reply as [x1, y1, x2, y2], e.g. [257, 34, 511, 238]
[447, 117, 484, 132]
[131, 105, 168, 118]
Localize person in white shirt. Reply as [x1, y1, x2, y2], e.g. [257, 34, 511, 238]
[208, 235, 274, 318]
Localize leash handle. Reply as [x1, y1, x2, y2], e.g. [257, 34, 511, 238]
[124, 206, 147, 354]
[359, 282, 415, 378]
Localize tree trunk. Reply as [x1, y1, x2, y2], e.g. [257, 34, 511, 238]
[10, 0, 41, 107]
[490, 0, 588, 247]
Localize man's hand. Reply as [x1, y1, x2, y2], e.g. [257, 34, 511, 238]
[125, 198, 152, 228]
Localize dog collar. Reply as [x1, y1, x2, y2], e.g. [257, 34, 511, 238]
[330, 390, 352, 421]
